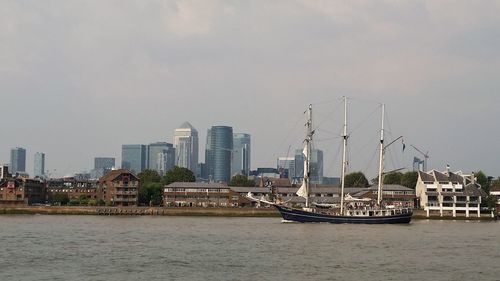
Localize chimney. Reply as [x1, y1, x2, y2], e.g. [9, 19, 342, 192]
[470, 172, 475, 185]
[445, 164, 450, 175]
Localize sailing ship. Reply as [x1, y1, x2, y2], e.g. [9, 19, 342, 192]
[251, 97, 412, 224]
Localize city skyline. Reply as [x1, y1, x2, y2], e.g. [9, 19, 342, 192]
[1, 2, 499, 178]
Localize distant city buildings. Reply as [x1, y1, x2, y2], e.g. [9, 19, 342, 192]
[232, 133, 251, 177]
[294, 148, 323, 184]
[91, 157, 115, 179]
[121, 143, 175, 176]
[174, 122, 199, 174]
[34, 152, 45, 178]
[121, 145, 147, 174]
[206, 126, 233, 183]
[148, 142, 175, 176]
[10, 147, 26, 175]
[277, 157, 295, 180]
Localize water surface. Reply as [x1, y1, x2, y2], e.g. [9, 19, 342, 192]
[0, 215, 498, 281]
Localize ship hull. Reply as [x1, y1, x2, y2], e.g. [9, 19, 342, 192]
[274, 205, 412, 224]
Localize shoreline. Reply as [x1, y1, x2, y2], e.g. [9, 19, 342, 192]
[0, 206, 496, 220]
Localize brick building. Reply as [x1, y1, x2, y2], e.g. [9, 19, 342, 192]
[164, 182, 253, 207]
[99, 169, 139, 206]
[0, 178, 46, 205]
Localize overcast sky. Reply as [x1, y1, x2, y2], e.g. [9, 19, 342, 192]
[1, 1, 499, 178]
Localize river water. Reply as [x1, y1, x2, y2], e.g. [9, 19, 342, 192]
[0, 215, 498, 281]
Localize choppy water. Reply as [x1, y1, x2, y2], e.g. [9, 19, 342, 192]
[0, 215, 499, 281]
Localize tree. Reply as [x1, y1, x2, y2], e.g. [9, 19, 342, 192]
[344, 172, 369, 187]
[401, 171, 418, 189]
[383, 172, 403, 185]
[162, 166, 196, 185]
[474, 171, 489, 192]
[229, 175, 255, 187]
[52, 193, 69, 205]
[139, 182, 164, 206]
[138, 169, 161, 184]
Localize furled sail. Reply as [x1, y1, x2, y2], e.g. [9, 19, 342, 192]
[296, 142, 309, 199]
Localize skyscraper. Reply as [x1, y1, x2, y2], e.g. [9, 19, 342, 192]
[10, 147, 26, 174]
[34, 152, 45, 178]
[232, 133, 251, 176]
[148, 142, 175, 175]
[277, 157, 295, 180]
[91, 157, 115, 179]
[206, 126, 233, 183]
[121, 145, 147, 174]
[174, 122, 199, 173]
[294, 148, 324, 184]
[95, 157, 115, 170]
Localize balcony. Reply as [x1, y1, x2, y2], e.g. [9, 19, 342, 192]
[115, 191, 137, 195]
[113, 197, 137, 202]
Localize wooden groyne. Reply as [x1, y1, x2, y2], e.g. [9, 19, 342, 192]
[0, 206, 280, 217]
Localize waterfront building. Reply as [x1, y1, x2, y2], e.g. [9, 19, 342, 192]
[121, 144, 147, 174]
[205, 126, 233, 183]
[490, 185, 500, 214]
[174, 122, 199, 173]
[148, 142, 175, 175]
[0, 178, 45, 205]
[415, 168, 487, 218]
[294, 148, 323, 184]
[99, 169, 139, 207]
[34, 152, 45, 178]
[46, 178, 100, 203]
[10, 147, 26, 175]
[231, 133, 251, 177]
[163, 182, 252, 207]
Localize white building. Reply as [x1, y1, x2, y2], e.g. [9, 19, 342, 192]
[416, 169, 487, 218]
[174, 122, 199, 173]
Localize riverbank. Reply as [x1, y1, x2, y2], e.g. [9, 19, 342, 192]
[0, 206, 281, 217]
[0, 206, 496, 220]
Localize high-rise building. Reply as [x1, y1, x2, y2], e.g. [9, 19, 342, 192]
[34, 152, 45, 178]
[294, 148, 324, 184]
[206, 126, 233, 183]
[10, 147, 26, 174]
[91, 157, 116, 179]
[277, 157, 295, 180]
[95, 157, 115, 170]
[232, 133, 251, 176]
[148, 142, 175, 175]
[174, 122, 199, 173]
[121, 145, 147, 174]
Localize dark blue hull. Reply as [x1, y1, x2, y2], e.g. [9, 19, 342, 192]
[274, 205, 412, 224]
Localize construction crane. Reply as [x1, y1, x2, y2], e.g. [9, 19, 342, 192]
[410, 144, 429, 171]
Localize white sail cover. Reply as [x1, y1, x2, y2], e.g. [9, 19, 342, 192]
[296, 181, 307, 198]
[296, 143, 309, 199]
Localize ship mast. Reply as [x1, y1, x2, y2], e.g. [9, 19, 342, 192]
[304, 104, 313, 208]
[377, 103, 385, 205]
[340, 96, 348, 215]
[296, 104, 313, 208]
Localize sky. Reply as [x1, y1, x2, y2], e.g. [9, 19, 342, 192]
[1, 1, 499, 178]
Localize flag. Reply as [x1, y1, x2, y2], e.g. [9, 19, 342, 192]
[402, 138, 406, 152]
